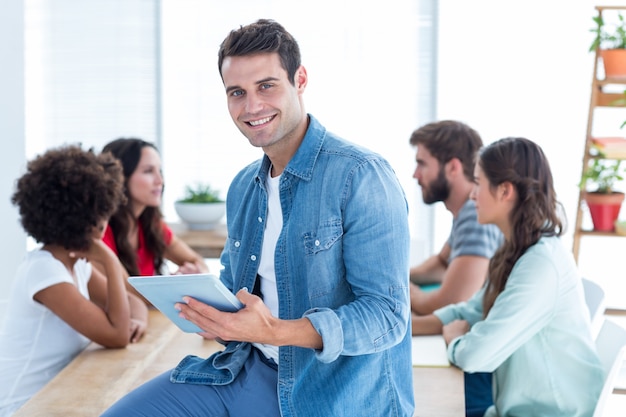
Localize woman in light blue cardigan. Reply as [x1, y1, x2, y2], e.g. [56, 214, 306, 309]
[414, 137, 604, 416]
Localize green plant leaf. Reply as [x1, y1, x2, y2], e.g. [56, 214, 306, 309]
[589, 11, 626, 51]
[580, 158, 625, 194]
[178, 183, 224, 203]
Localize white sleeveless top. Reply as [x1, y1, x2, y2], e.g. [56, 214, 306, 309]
[0, 250, 91, 416]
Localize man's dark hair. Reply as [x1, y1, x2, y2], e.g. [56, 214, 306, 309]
[409, 120, 483, 182]
[218, 19, 301, 85]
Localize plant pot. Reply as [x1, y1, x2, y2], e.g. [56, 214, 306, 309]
[600, 49, 626, 78]
[583, 191, 625, 231]
[174, 201, 226, 230]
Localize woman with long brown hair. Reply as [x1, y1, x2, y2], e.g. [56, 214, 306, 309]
[413, 137, 603, 416]
[101, 138, 209, 302]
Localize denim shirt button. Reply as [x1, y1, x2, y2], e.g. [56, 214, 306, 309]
[257, 216, 263, 223]
[251, 255, 257, 261]
[234, 241, 241, 248]
[315, 240, 320, 246]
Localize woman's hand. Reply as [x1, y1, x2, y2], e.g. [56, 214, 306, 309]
[174, 261, 204, 275]
[129, 318, 147, 343]
[442, 319, 470, 344]
[70, 237, 117, 267]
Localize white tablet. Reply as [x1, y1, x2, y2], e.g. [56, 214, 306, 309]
[128, 273, 243, 333]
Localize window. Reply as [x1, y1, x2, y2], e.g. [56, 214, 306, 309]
[159, 0, 436, 260]
[25, 0, 436, 261]
[25, 0, 158, 159]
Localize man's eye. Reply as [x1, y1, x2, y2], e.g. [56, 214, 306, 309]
[231, 90, 243, 97]
[260, 83, 272, 90]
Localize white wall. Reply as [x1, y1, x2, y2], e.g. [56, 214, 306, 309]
[158, 0, 435, 264]
[4, 1, 626, 323]
[0, 0, 28, 320]
[437, 0, 626, 308]
[437, 0, 592, 251]
[0, 1, 430, 325]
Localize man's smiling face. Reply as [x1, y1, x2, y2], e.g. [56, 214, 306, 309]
[221, 52, 306, 151]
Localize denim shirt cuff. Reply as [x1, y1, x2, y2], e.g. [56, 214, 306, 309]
[303, 307, 343, 363]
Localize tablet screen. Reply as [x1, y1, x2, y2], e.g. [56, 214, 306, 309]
[128, 274, 243, 333]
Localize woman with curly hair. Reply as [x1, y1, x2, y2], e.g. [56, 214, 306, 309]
[100, 138, 208, 301]
[0, 145, 148, 416]
[413, 137, 604, 416]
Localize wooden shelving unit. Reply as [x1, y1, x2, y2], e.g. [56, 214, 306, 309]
[572, 5, 626, 263]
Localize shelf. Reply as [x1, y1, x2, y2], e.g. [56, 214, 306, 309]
[586, 152, 626, 159]
[168, 222, 226, 259]
[592, 90, 626, 107]
[573, 6, 626, 263]
[577, 229, 625, 237]
[586, 153, 626, 161]
[595, 77, 626, 86]
[596, 5, 626, 12]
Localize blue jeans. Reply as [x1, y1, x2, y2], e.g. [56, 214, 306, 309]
[100, 348, 279, 417]
[465, 372, 493, 417]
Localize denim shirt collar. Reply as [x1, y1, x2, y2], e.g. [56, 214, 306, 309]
[256, 114, 325, 185]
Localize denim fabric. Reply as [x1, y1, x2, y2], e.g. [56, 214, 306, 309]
[101, 348, 279, 417]
[171, 115, 414, 417]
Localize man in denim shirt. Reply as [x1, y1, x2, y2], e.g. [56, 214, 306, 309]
[102, 19, 414, 417]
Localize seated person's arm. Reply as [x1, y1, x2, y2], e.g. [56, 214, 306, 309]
[411, 313, 444, 335]
[89, 255, 148, 343]
[37, 243, 134, 348]
[164, 235, 210, 274]
[127, 292, 149, 342]
[409, 243, 449, 285]
[411, 254, 489, 315]
[92, 259, 149, 305]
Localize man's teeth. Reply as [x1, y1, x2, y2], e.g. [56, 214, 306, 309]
[249, 116, 272, 126]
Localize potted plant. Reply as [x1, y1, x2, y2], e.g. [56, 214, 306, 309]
[590, 10, 626, 78]
[579, 158, 625, 231]
[174, 183, 226, 230]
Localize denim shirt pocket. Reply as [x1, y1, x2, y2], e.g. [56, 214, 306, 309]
[302, 219, 351, 306]
[303, 219, 343, 256]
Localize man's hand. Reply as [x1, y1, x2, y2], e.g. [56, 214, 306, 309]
[175, 288, 277, 344]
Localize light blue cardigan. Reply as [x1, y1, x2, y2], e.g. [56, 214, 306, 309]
[435, 236, 604, 417]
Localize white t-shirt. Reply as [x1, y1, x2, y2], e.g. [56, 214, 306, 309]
[252, 169, 281, 363]
[0, 249, 92, 416]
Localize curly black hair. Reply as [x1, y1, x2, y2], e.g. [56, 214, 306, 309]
[12, 144, 126, 250]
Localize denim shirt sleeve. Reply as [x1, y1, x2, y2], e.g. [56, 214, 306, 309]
[302, 307, 343, 361]
[302, 157, 411, 363]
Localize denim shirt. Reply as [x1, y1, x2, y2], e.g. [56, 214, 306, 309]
[171, 115, 414, 417]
